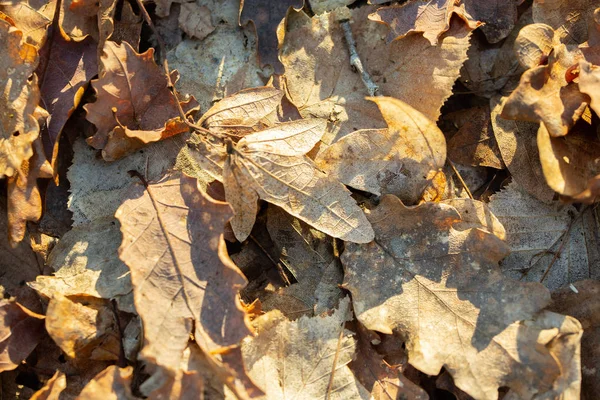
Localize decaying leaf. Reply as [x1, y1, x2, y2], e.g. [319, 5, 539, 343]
[0, 300, 45, 372]
[84, 41, 199, 160]
[178, 3, 214, 40]
[115, 173, 249, 371]
[0, 19, 41, 178]
[316, 96, 446, 203]
[240, 297, 368, 399]
[239, 0, 303, 74]
[30, 371, 66, 400]
[342, 195, 580, 399]
[489, 181, 600, 289]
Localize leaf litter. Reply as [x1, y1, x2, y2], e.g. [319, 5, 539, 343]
[0, 0, 600, 399]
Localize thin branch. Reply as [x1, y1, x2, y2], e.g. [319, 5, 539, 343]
[448, 160, 474, 200]
[325, 324, 346, 400]
[340, 19, 379, 97]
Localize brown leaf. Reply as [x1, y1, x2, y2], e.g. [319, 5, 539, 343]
[446, 106, 504, 169]
[549, 280, 600, 399]
[0, 300, 45, 372]
[239, 0, 303, 74]
[368, 0, 481, 45]
[241, 297, 368, 398]
[0, 19, 41, 178]
[502, 29, 588, 137]
[30, 371, 67, 400]
[178, 3, 215, 40]
[115, 173, 250, 371]
[0, 2, 50, 47]
[537, 120, 600, 202]
[579, 60, 600, 116]
[341, 195, 580, 399]
[489, 181, 600, 289]
[45, 294, 121, 360]
[36, 23, 98, 150]
[490, 95, 556, 203]
[76, 366, 137, 399]
[84, 41, 199, 160]
[533, 0, 599, 44]
[281, 6, 471, 141]
[316, 96, 446, 203]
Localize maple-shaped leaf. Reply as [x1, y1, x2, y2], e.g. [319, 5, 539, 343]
[342, 195, 581, 399]
[76, 366, 136, 399]
[369, 0, 482, 45]
[85, 41, 199, 160]
[489, 181, 600, 289]
[537, 120, 600, 203]
[0, 300, 45, 372]
[316, 96, 446, 203]
[36, 21, 98, 153]
[115, 173, 250, 374]
[221, 118, 374, 243]
[501, 25, 588, 137]
[30, 371, 67, 400]
[0, 19, 41, 178]
[240, 297, 368, 399]
[239, 0, 304, 74]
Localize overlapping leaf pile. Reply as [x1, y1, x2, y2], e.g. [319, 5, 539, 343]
[1, 0, 599, 399]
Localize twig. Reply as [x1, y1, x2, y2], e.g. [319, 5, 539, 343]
[448, 160, 474, 200]
[340, 20, 379, 97]
[325, 324, 345, 400]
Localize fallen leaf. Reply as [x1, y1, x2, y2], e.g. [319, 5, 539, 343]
[0, 19, 41, 178]
[368, 0, 481, 45]
[310, 0, 356, 15]
[239, 0, 303, 74]
[30, 371, 66, 400]
[533, 0, 599, 44]
[115, 173, 250, 372]
[490, 95, 556, 203]
[45, 295, 120, 360]
[76, 366, 137, 399]
[0, 300, 45, 373]
[178, 3, 215, 40]
[342, 195, 579, 399]
[240, 297, 368, 399]
[0, 2, 50, 47]
[40, 0, 99, 40]
[537, 120, 600, 202]
[316, 96, 446, 203]
[549, 280, 600, 399]
[489, 181, 600, 289]
[84, 41, 199, 160]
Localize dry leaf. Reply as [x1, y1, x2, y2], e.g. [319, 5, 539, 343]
[490, 95, 555, 203]
[549, 280, 600, 399]
[178, 3, 215, 40]
[84, 41, 199, 160]
[0, 300, 45, 372]
[30, 371, 67, 400]
[537, 120, 600, 202]
[533, 0, 599, 44]
[115, 173, 249, 370]
[76, 366, 137, 400]
[489, 181, 600, 289]
[342, 195, 580, 399]
[310, 0, 356, 14]
[240, 297, 369, 399]
[0, 1, 50, 47]
[281, 6, 471, 141]
[316, 96, 446, 203]
[0, 19, 41, 178]
[239, 0, 303, 74]
[368, 0, 481, 45]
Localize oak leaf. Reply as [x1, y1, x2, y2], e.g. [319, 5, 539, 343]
[84, 41, 199, 160]
[342, 195, 580, 399]
[239, 0, 303, 74]
[316, 96, 446, 203]
[115, 173, 250, 373]
[0, 300, 45, 372]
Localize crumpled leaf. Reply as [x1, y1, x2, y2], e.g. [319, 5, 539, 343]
[115, 173, 250, 372]
[239, 0, 303, 74]
[281, 6, 471, 141]
[501, 26, 588, 137]
[30, 371, 67, 400]
[240, 297, 369, 399]
[549, 280, 600, 399]
[490, 95, 556, 203]
[342, 195, 580, 399]
[178, 3, 214, 40]
[0, 19, 41, 178]
[489, 181, 600, 289]
[76, 366, 136, 399]
[45, 295, 120, 360]
[316, 96, 446, 203]
[0, 300, 45, 372]
[84, 41, 199, 160]
[537, 120, 600, 202]
[369, 0, 481, 45]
